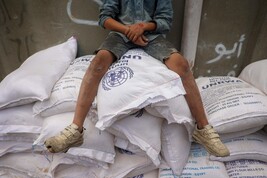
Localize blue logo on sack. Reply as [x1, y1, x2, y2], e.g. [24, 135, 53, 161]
[102, 67, 134, 90]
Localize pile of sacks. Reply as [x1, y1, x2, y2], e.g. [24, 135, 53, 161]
[0, 37, 267, 178]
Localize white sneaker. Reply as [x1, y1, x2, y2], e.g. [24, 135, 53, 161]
[193, 125, 230, 157]
[44, 123, 84, 153]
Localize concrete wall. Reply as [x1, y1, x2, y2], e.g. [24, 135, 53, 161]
[191, 0, 267, 77]
[0, 0, 184, 81]
[1, 0, 267, 81]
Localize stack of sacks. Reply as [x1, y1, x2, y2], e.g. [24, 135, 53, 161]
[0, 104, 42, 157]
[49, 49, 193, 178]
[156, 59, 267, 177]
[90, 57, 267, 176]
[206, 59, 267, 167]
[2, 33, 267, 177]
[35, 48, 192, 177]
[0, 44, 194, 178]
[88, 49, 194, 177]
[0, 37, 78, 177]
[0, 37, 118, 178]
[31, 54, 117, 172]
[191, 60, 267, 177]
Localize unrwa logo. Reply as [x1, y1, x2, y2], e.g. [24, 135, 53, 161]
[102, 67, 134, 90]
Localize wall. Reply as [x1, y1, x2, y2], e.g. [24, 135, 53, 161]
[191, 0, 267, 77]
[0, 0, 185, 81]
[1, 0, 267, 81]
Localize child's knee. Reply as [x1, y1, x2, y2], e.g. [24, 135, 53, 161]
[88, 50, 113, 78]
[166, 53, 191, 77]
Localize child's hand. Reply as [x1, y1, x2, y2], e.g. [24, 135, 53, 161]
[125, 23, 145, 42]
[132, 35, 148, 46]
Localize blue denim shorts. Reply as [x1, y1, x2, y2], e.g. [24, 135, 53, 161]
[96, 33, 178, 62]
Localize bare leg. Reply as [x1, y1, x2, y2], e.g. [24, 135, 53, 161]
[72, 50, 114, 131]
[164, 53, 229, 157]
[44, 50, 114, 153]
[164, 53, 208, 129]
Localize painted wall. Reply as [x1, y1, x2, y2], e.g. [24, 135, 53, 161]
[0, 0, 267, 81]
[0, 0, 184, 81]
[192, 0, 267, 77]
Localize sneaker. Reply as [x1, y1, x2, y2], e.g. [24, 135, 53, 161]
[44, 123, 84, 153]
[192, 124, 230, 157]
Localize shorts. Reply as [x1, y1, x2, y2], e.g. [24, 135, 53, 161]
[96, 33, 179, 62]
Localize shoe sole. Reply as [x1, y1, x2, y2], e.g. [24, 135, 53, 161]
[62, 139, 84, 153]
[45, 139, 83, 153]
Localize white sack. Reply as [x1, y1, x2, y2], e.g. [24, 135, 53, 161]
[225, 159, 267, 178]
[0, 141, 32, 157]
[107, 109, 163, 166]
[49, 152, 108, 176]
[94, 148, 157, 178]
[0, 37, 77, 109]
[161, 121, 191, 176]
[0, 152, 106, 178]
[158, 143, 229, 178]
[196, 76, 267, 134]
[114, 137, 145, 156]
[0, 104, 42, 134]
[33, 112, 115, 164]
[210, 130, 267, 163]
[145, 95, 194, 140]
[53, 164, 101, 178]
[219, 126, 264, 140]
[33, 55, 96, 117]
[0, 152, 52, 178]
[126, 169, 159, 178]
[0, 133, 38, 142]
[96, 49, 186, 130]
[239, 59, 267, 95]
